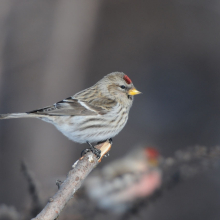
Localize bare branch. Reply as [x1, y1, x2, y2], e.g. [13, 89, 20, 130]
[32, 141, 111, 220]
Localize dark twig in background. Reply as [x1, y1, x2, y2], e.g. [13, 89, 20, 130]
[21, 161, 43, 219]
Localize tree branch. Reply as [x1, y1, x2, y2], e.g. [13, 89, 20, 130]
[32, 141, 112, 220]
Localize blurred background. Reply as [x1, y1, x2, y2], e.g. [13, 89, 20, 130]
[1, 0, 220, 219]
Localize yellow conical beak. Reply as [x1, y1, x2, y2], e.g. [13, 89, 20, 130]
[128, 88, 141, 96]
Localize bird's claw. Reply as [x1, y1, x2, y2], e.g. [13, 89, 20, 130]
[81, 148, 90, 157]
[90, 147, 101, 159]
[82, 139, 112, 159]
[81, 141, 101, 159]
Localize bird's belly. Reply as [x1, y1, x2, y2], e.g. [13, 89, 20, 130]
[52, 113, 128, 144]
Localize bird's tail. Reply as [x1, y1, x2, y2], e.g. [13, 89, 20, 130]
[0, 113, 39, 120]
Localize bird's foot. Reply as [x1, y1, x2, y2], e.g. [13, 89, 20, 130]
[81, 141, 101, 159]
[81, 139, 112, 159]
[87, 141, 101, 159]
[90, 146, 101, 159]
[81, 148, 90, 157]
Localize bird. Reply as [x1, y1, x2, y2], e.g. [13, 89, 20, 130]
[84, 146, 162, 213]
[0, 72, 141, 157]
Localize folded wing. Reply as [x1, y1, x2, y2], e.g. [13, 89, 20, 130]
[27, 97, 116, 116]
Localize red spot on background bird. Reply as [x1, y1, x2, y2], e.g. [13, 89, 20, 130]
[145, 147, 159, 159]
[123, 75, 132, 84]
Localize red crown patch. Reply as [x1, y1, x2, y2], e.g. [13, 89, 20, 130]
[123, 75, 132, 84]
[145, 147, 159, 159]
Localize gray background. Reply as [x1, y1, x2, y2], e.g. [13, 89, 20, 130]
[1, 0, 220, 219]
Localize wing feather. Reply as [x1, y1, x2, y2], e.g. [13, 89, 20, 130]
[27, 97, 116, 116]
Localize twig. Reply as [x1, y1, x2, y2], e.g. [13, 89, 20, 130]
[32, 141, 112, 220]
[21, 161, 42, 218]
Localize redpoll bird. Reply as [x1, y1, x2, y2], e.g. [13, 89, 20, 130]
[0, 72, 141, 156]
[84, 147, 162, 213]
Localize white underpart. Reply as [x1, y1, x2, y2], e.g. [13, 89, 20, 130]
[43, 103, 129, 144]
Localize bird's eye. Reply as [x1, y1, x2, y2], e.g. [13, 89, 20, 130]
[120, 85, 126, 89]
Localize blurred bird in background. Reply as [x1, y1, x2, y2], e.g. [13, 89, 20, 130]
[84, 146, 162, 213]
[0, 205, 20, 220]
[82, 145, 220, 216]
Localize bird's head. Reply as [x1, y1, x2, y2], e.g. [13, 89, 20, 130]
[98, 72, 141, 107]
[144, 147, 160, 166]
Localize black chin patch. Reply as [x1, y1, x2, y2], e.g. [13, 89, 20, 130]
[127, 95, 132, 100]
